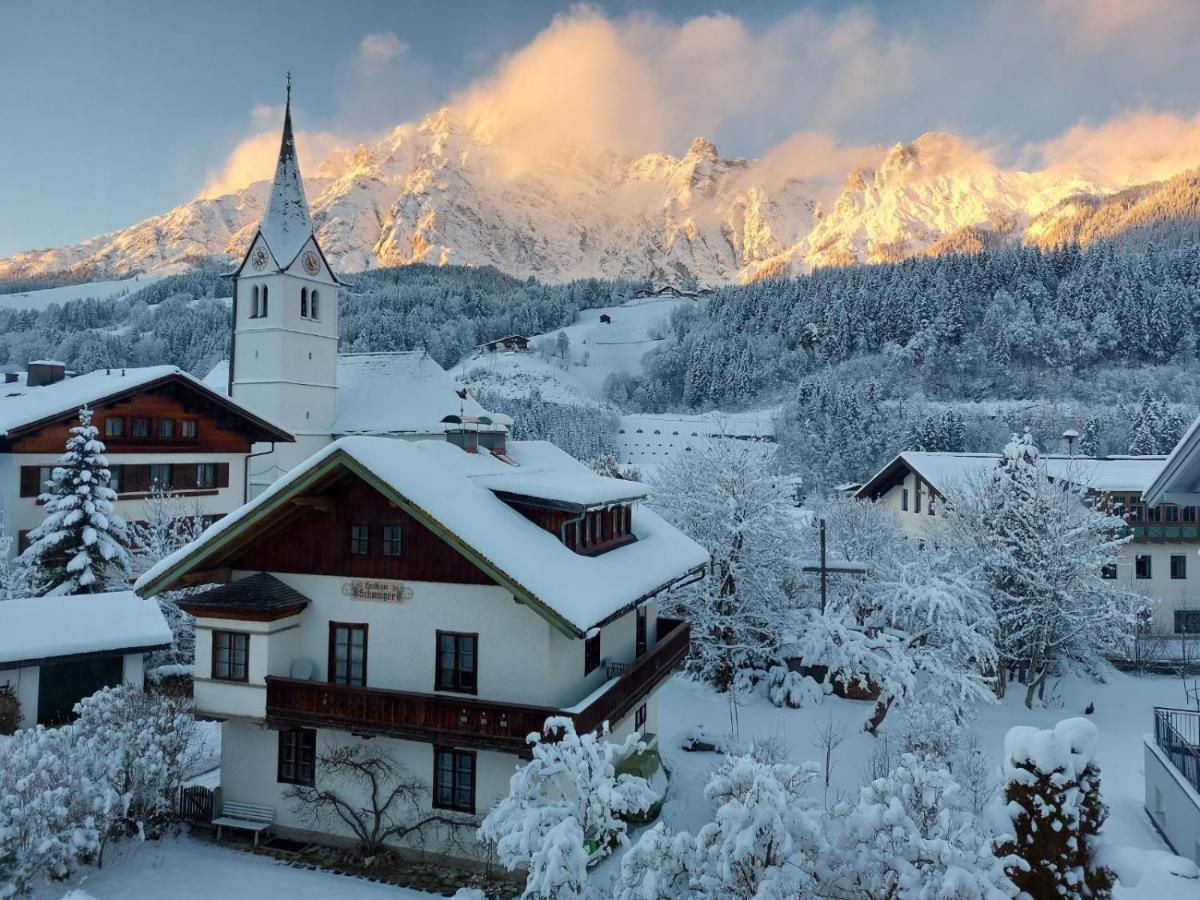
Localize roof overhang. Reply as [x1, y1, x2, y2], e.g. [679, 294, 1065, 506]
[2, 370, 293, 444]
[0, 641, 171, 671]
[1143, 423, 1200, 507]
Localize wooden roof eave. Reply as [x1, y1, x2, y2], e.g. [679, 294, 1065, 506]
[137, 449, 584, 639]
[3, 372, 294, 444]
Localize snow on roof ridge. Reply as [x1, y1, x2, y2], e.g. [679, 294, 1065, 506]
[138, 435, 707, 633]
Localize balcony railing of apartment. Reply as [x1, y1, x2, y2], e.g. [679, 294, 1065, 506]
[1129, 523, 1200, 541]
[1152, 706, 1200, 793]
[265, 620, 691, 754]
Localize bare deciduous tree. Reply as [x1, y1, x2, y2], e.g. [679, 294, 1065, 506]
[286, 743, 474, 856]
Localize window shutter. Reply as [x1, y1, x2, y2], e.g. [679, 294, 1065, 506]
[19, 466, 39, 497]
[216, 463, 230, 488]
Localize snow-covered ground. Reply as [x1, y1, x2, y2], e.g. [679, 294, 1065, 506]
[617, 410, 777, 476]
[0, 270, 182, 311]
[630, 670, 1198, 898]
[33, 836, 438, 900]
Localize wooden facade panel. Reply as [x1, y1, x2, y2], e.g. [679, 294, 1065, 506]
[228, 475, 496, 585]
[10, 384, 255, 454]
[508, 500, 635, 555]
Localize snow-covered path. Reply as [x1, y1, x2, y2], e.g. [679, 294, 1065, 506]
[35, 836, 437, 900]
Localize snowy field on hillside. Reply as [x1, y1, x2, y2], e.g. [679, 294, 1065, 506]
[454, 296, 695, 404]
[0, 270, 183, 311]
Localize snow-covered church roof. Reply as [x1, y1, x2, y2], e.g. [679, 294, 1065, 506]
[0, 590, 171, 668]
[0, 364, 291, 441]
[333, 352, 509, 436]
[203, 352, 510, 437]
[256, 85, 313, 270]
[137, 437, 707, 636]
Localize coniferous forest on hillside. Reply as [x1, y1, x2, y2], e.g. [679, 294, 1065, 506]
[2, 237, 1198, 492]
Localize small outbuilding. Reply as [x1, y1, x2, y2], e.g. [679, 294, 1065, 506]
[475, 335, 531, 354]
[0, 590, 171, 728]
[599, 314, 612, 324]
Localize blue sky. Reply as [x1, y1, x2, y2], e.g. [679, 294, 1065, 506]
[2, 0, 1198, 257]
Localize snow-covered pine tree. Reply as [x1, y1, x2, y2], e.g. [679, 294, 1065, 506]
[995, 718, 1115, 898]
[18, 407, 130, 594]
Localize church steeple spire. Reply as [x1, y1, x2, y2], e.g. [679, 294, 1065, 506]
[259, 73, 313, 268]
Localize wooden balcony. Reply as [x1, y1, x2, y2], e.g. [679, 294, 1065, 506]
[265, 620, 690, 754]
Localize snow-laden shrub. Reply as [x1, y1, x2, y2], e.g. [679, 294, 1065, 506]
[617, 751, 1016, 899]
[0, 686, 196, 896]
[831, 754, 1016, 898]
[765, 667, 824, 709]
[994, 718, 1116, 898]
[480, 717, 656, 899]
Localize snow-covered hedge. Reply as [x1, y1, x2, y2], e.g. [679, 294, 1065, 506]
[0, 685, 196, 897]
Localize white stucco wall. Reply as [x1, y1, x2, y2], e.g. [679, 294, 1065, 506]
[877, 479, 1200, 635]
[1145, 738, 1200, 865]
[219, 719, 515, 855]
[0, 450, 247, 558]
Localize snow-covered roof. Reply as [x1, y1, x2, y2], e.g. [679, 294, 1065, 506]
[137, 437, 708, 635]
[0, 590, 171, 667]
[0, 364, 291, 440]
[473, 441, 648, 507]
[257, 95, 313, 270]
[857, 451, 1167, 500]
[333, 352, 510, 436]
[1143, 414, 1200, 507]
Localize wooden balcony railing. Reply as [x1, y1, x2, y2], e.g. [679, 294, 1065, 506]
[265, 620, 690, 754]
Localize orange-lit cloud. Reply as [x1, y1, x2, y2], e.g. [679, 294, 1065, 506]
[196, 5, 1200, 202]
[1033, 109, 1200, 186]
[199, 105, 344, 199]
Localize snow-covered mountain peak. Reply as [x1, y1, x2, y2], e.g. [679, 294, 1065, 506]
[1, 120, 1194, 287]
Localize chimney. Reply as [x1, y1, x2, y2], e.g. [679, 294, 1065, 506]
[441, 414, 479, 453]
[26, 360, 66, 387]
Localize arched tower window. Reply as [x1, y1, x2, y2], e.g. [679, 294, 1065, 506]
[262, 285, 268, 316]
[251, 286, 260, 318]
[301, 287, 308, 318]
[311, 289, 319, 319]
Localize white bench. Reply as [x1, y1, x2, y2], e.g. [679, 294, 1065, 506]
[213, 801, 274, 847]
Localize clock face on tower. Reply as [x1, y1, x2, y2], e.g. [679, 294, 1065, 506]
[302, 251, 320, 275]
[251, 247, 268, 270]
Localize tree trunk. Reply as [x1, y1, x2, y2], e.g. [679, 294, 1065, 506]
[864, 697, 893, 735]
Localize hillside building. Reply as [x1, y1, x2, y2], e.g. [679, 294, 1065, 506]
[0, 362, 291, 556]
[855, 451, 1197, 636]
[221, 85, 505, 496]
[135, 436, 707, 857]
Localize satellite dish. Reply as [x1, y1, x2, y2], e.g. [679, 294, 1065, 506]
[290, 658, 315, 681]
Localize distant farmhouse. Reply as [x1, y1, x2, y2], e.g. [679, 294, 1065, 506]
[632, 285, 714, 299]
[474, 334, 531, 355]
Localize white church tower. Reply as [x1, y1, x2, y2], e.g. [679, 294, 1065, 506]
[230, 78, 339, 495]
